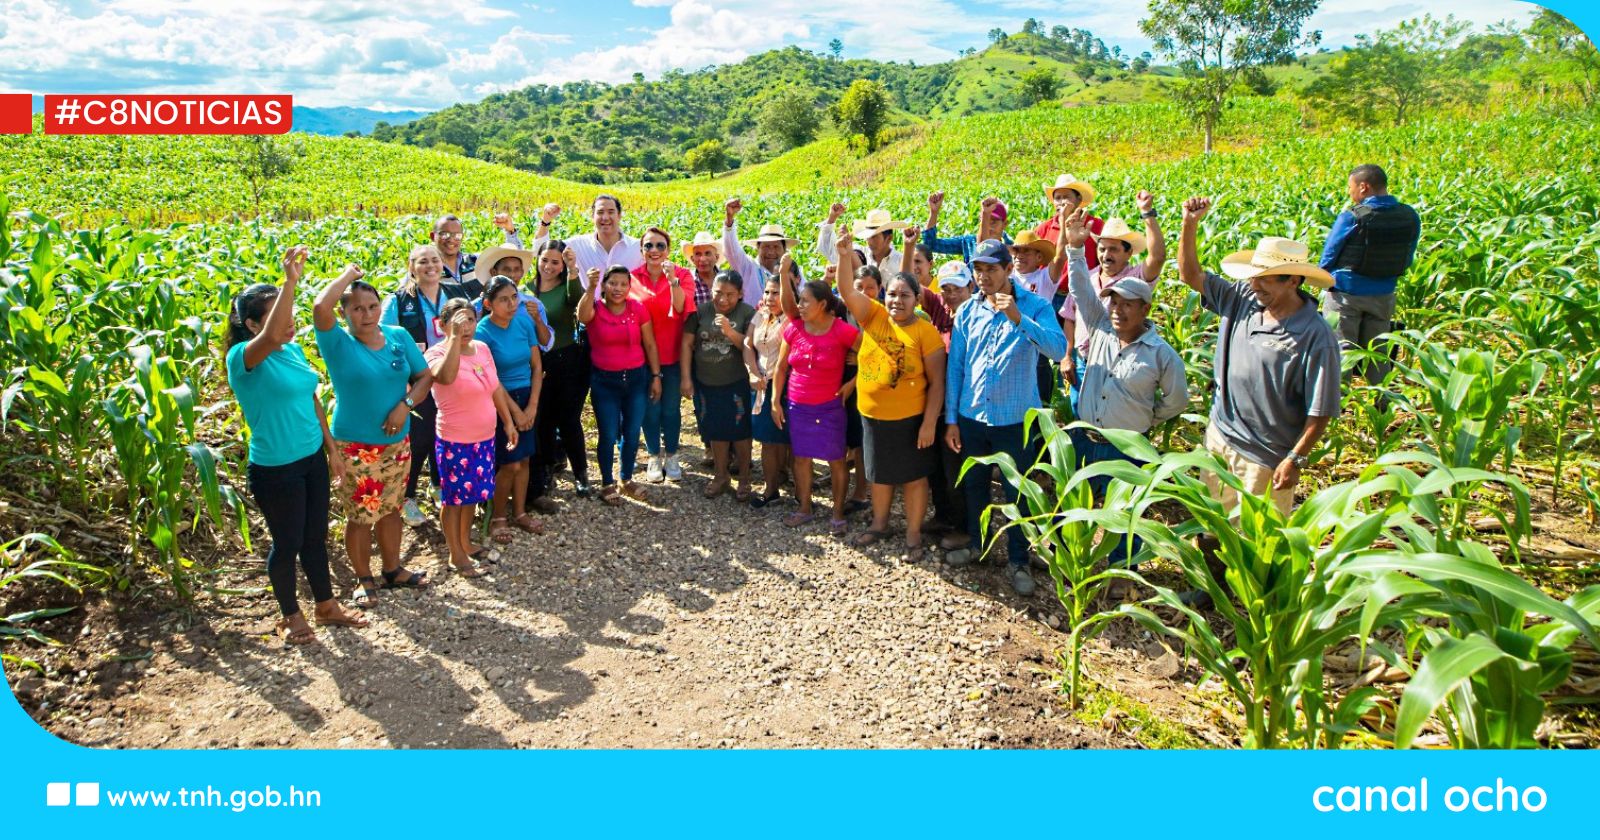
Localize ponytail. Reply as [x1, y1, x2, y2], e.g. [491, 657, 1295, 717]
[227, 284, 279, 349]
[802, 279, 848, 320]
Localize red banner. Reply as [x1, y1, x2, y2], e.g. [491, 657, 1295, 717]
[0, 94, 31, 134]
[42, 95, 292, 135]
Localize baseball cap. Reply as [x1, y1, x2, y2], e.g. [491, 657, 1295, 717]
[935, 260, 974, 288]
[989, 200, 1008, 222]
[971, 239, 1011, 265]
[1099, 277, 1154, 304]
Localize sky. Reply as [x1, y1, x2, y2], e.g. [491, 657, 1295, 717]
[0, 0, 1551, 111]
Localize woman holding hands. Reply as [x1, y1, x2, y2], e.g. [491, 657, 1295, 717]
[427, 298, 521, 577]
[476, 276, 544, 543]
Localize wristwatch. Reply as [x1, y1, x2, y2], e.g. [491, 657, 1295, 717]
[1287, 452, 1309, 469]
[651, 371, 663, 379]
[404, 395, 416, 409]
[1140, 209, 1159, 219]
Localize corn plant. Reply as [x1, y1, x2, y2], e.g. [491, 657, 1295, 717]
[1, 533, 107, 673]
[1388, 328, 1546, 474]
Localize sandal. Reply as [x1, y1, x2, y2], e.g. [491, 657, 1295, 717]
[904, 541, 926, 563]
[512, 514, 545, 535]
[852, 529, 890, 548]
[314, 606, 370, 629]
[735, 484, 753, 503]
[490, 517, 515, 544]
[600, 484, 623, 506]
[830, 518, 850, 536]
[783, 511, 815, 528]
[277, 617, 317, 646]
[450, 561, 491, 579]
[382, 567, 430, 589]
[622, 481, 646, 501]
[352, 576, 380, 608]
[703, 477, 730, 499]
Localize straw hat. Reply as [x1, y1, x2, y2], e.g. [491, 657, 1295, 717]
[681, 231, 724, 261]
[1010, 230, 1057, 263]
[1220, 237, 1334, 289]
[850, 208, 909, 239]
[1046, 174, 1096, 208]
[745, 224, 799, 248]
[1097, 217, 1146, 254]
[477, 243, 535, 277]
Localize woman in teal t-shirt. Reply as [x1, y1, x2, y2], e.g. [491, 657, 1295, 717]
[314, 263, 434, 608]
[226, 246, 367, 646]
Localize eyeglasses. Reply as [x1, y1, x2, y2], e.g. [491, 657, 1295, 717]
[642, 242, 668, 251]
[435, 232, 465, 241]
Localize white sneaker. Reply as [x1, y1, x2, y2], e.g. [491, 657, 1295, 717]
[663, 453, 683, 480]
[401, 498, 425, 527]
[646, 454, 665, 483]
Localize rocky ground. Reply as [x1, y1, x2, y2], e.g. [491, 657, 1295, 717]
[8, 451, 1227, 750]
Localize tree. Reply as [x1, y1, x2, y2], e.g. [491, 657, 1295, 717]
[758, 87, 821, 149]
[988, 28, 1006, 45]
[1051, 25, 1070, 42]
[684, 139, 727, 177]
[229, 135, 297, 216]
[1018, 68, 1063, 106]
[1301, 15, 1483, 126]
[1022, 18, 1042, 36]
[829, 38, 843, 60]
[1140, 0, 1322, 153]
[837, 78, 890, 151]
[1131, 53, 1151, 73]
[1526, 9, 1600, 106]
[1073, 60, 1098, 87]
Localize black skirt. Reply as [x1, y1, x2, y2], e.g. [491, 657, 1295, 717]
[696, 380, 753, 442]
[862, 415, 936, 485]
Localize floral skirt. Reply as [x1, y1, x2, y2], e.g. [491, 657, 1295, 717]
[337, 438, 412, 527]
[435, 438, 496, 507]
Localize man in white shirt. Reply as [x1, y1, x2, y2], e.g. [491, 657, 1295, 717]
[530, 194, 642, 292]
[815, 203, 903, 273]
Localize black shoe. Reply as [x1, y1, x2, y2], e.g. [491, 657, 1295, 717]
[574, 479, 592, 498]
[1177, 589, 1213, 610]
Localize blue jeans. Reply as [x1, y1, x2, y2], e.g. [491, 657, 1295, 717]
[591, 365, 648, 486]
[1069, 428, 1144, 568]
[644, 363, 682, 455]
[956, 416, 1037, 568]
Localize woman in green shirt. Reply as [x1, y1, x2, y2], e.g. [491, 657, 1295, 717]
[527, 240, 592, 507]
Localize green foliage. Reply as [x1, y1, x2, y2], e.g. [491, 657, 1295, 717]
[758, 87, 823, 150]
[229, 135, 299, 215]
[1301, 15, 1486, 126]
[684, 139, 728, 178]
[1017, 68, 1063, 106]
[837, 79, 890, 152]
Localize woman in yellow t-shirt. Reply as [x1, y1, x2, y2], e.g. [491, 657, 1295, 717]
[833, 230, 947, 561]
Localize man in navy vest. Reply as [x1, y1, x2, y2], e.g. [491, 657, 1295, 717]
[1319, 164, 1420, 383]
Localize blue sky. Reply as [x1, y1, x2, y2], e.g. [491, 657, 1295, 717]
[0, 0, 1545, 111]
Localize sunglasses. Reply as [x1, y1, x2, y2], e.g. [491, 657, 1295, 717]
[642, 242, 669, 251]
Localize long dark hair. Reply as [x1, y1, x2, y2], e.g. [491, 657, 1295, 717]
[227, 283, 279, 348]
[886, 271, 921, 299]
[536, 239, 567, 285]
[339, 280, 380, 309]
[801, 279, 847, 319]
[481, 274, 519, 306]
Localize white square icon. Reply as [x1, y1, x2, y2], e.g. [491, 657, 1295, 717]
[75, 782, 99, 807]
[46, 782, 70, 807]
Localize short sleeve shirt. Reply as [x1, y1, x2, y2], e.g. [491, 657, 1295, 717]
[684, 302, 756, 387]
[782, 317, 860, 406]
[630, 264, 698, 366]
[475, 314, 540, 390]
[856, 301, 945, 421]
[226, 342, 324, 467]
[1202, 272, 1342, 468]
[588, 299, 649, 372]
[315, 324, 427, 445]
[425, 341, 502, 444]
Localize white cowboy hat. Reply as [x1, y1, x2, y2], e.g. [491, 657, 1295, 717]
[1046, 174, 1097, 208]
[477, 243, 536, 277]
[681, 231, 724, 261]
[745, 223, 799, 248]
[850, 208, 909, 239]
[1097, 217, 1146, 254]
[1220, 237, 1334, 289]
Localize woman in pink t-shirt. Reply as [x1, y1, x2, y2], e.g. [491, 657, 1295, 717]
[426, 298, 521, 577]
[579, 265, 664, 505]
[772, 276, 860, 533]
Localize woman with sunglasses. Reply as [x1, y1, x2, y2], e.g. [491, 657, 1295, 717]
[314, 260, 436, 607]
[629, 227, 694, 482]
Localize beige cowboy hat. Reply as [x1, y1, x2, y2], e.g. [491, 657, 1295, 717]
[850, 208, 909, 239]
[745, 223, 799, 248]
[681, 231, 724, 261]
[1220, 237, 1334, 289]
[1045, 174, 1097, 208]
[1097, 217, 1146, 254]
[477, 243, 536, 277]
[1009, 230, 1057, 263]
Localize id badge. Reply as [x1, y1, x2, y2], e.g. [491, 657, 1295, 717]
[431, 317, 443, 338]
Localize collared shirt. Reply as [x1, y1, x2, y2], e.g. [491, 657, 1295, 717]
[690, 271, 714, 309]
[1318, 194, 1417, 296]
[945, 279, 1068, 426]
[1060, 261, 1144, 352]
[815, 222, 900, 274]
[531, 229, 642, 284]
[921, 226, 1013, 265]
[1035, 214, 1103, 288]
[722, 223, 796, 306]
[1202, 272, 1342, 468]
[1065, 248, 1188, 434]
[442, 229, 524, 296]
[469, 295, 555, 353]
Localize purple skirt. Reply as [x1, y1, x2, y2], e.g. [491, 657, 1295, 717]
[435, 438, 495, 506]
[786, 397, 846, 462]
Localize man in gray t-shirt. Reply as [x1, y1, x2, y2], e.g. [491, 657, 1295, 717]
[1177, 196, 1341, 515]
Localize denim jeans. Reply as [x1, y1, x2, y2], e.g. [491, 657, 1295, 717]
[246, 448, 334, 616]
[956, 416, 1037, 568]
[591, 364, 649, 486]
[1069, 427, 1145, 569]
[643, 363, 682, 455]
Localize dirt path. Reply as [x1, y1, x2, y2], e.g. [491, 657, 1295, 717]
[11, 460, 1170, 750]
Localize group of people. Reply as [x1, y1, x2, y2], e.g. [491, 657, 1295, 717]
[226, 165, 1419, 644]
